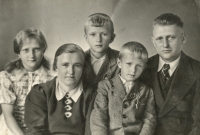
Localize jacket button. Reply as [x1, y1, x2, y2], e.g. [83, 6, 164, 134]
[122, 124, 127, 127]
[124, 104, 128, 108]
[122, 114, 127, 118]
[177, 119, 181, 124]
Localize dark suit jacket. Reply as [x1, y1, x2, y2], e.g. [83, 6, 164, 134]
[140, 52, 200, 135]
[84, 47, 120, 90]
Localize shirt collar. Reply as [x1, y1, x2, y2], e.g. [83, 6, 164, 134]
[118, 74, 127, 85]
[55, 78, 83, 102]
[158, 56, 180, 76]
[90, 52, 106, 65]
[13, 65, 48, 81]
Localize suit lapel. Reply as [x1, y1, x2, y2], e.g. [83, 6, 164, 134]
[150, 55, 165, 109]
[159, 53, 196, 117]
[112, 75, 126, 100]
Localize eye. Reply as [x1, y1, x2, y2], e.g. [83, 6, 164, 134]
[102, 33, 108, 36]
[90, 33, 96, 37]
[35, 48, 41, 51]
[137, 64, 143, 68]
[75, 64, 82, 68]
[22, 49, 29, 53]
[126, 63, 132, 66]
[168, 36, 175, 41]
[62, 63, 69, 67]
[156, 37, 163, 41]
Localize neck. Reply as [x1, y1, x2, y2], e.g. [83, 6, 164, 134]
[59, 79, 79, 93]
[90, 50, 107, 59]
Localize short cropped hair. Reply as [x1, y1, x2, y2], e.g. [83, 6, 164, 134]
[153, 13, 183, 28]
[53, 43, 85, 71]
[119, 41, 148, 63]
[14, 28, 47, 54]
[84, 13, 114, 35]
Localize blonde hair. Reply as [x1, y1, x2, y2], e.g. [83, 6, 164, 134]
[119, 41, 148, 63]
[84, 13, 114, 35]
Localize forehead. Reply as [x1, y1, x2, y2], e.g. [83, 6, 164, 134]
[85, 23, 112, 33]
[21, 39, 40, 48]
[57, 52, 84, 64]
[121, 52, 146, 64]
[153, 24, 182, 37]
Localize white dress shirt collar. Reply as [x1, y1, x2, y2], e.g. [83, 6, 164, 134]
[158, 56, 180, 76]
[90, 52, 106, 65]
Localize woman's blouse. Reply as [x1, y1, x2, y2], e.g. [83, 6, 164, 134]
[0, 66, 54, 133]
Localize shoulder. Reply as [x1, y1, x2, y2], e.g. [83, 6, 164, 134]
[148, 54, 159, 65]
[30, 77, 57, 96]
[0, 70, 15, 84]
[107, 48, 119, 57]
[0, 71, 11, 78]
[97, 76, 117, 91]
[181, 52, 200, 76]
[139, 81, 154, 96]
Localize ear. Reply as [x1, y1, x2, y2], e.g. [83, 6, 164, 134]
[117, 58, 121, 69]
[18, 54, 21, 58]
[110, 34, 116, 43]
[151, 36, 156, 47]
[182, 33, 187, 44]
[84, 34, 87, 39]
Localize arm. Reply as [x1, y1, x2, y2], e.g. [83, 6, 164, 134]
[189, 77, 200, 135]
[25, 85, 49, 135]
[90, 82, 109, 135]
[139, 88, 157, 135]
[0, 71, 24, 135]
[1, 104, 24, 135]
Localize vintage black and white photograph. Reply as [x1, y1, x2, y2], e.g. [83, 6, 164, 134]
[0, 0, 200, 135]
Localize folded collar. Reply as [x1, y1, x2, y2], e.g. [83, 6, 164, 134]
[12, 66, 48, 81]
[56, 78, 83, 102]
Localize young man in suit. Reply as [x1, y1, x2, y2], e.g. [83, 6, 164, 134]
[141, 13, 200, 135]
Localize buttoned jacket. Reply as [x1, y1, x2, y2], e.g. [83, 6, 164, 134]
[140, 52, 200, 135]
[90, 75, 156, 135]
[84, 47, 120, 90]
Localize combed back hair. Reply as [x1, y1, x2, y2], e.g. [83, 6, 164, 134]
[5, 28, 50, 72]
[53, 43, 85, 71]
[84, 13, 114, 35]
[153, 13, 183, 28]
[119, 41, 148, 62]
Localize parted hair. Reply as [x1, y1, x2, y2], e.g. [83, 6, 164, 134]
[84, 13, 114, 35]
[119, 41, 148, 63]
[4, 28, 50, 72]
[153, 13, 183, 28]
[53, 43, 85, 71]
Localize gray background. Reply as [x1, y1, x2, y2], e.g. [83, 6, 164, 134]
[0, 0, 200, 71]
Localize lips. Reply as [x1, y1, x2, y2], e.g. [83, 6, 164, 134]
[95, 45, 102, 47]
[162, 50, 171, 53]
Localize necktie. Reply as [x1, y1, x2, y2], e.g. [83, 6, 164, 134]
[161, 64, 170, 83]
[124, 81, 133, 94]
[64, 92, 73, 118]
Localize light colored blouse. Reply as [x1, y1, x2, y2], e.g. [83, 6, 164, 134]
[0, 66, 54, 134]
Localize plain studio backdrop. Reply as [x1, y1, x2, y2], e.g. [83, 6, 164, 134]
[0, 0, 200, 71]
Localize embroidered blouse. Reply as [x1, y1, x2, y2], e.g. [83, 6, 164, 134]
[0, 66, 53, 132]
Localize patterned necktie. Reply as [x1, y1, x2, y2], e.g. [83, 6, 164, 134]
[64, 92, 73, 118]
[161, 63, 170, 83]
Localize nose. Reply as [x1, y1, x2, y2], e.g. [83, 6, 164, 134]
[29, 50, 35, 57]
[163, 38, 169, 48]
[131, 65, 136, 74]
[96, 34, 102, 42]
[68, 65, 74, 75]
